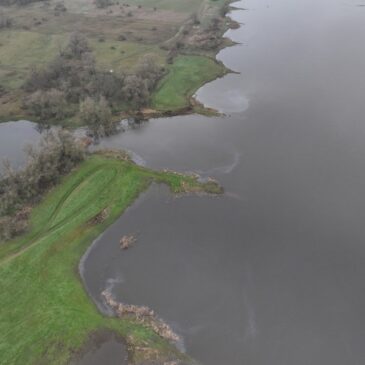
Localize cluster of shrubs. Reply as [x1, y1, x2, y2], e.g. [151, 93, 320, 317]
[95, 0, 113, 9]
[54, 2, 67, 15]
[0, 13, 12, 29]
[23, 32, 163, 136]
[0, 130, 85, 242]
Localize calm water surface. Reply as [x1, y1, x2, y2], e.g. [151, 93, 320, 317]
[2, 0, 365, 364]
[0, 121, 40, 168]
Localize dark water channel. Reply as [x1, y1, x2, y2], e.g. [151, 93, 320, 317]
[2, 0, 365, 364]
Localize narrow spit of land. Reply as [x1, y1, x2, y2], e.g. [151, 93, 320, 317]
[0, 152, 221, 365]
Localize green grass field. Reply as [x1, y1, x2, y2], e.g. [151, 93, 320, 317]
[151, 55, 225, 111]
[0, 153, 219, 365]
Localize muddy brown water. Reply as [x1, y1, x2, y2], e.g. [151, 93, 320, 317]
[2, 0, 365, 364]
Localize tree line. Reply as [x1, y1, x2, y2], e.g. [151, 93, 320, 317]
[0, 130, 85, 242]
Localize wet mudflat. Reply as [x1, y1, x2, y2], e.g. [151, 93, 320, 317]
[2, 0, 365, 364]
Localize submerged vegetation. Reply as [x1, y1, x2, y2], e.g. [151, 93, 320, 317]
[23, 32, 163, 130]
[0, 150, 221, 364]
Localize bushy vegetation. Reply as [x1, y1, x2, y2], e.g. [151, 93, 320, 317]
[0, 130, 85, 241]
[24, 88, 68, 121]
[95, 0, 113, 8]
[54, 2, 67, 14]
[23, 32, 164, 129]
[0, 13, 12, 29]
[79, 96, 114, 137]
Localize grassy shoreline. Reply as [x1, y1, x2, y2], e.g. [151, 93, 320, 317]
[151, 54, 227, 111]
[0, 152, 222, 365]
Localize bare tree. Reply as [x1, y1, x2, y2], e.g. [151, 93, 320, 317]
[63, 32, 91, 60]
[0, 12, 12, 28]
[24, 89, 67, 122]
[135, 54, 163, 91]
[79, 96, 114, 138]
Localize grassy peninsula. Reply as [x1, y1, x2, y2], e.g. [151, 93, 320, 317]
[0, 152, 221, 365]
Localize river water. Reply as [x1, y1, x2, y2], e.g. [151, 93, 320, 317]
[2, 0, 365, 364]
